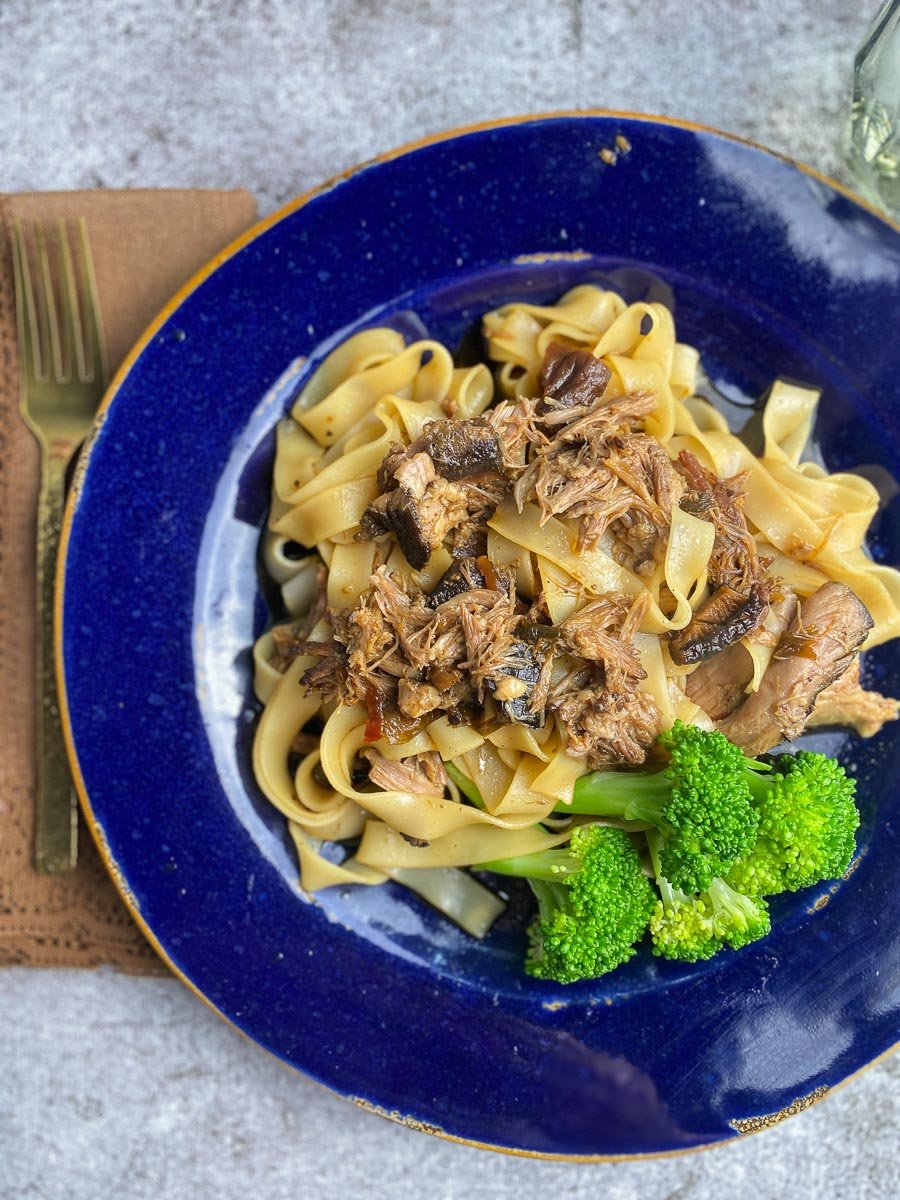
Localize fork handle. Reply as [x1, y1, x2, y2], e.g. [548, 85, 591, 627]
[34, 444, 78, 873]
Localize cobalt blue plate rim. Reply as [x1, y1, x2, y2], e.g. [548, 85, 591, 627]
[58, 112, 900, 1159]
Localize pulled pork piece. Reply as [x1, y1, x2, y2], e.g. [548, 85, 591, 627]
[271, 623, 311, 673]
[397, 678, 444, 719]
[269, 562, 329, 672]
[548, 590, 658, 764]
[486, 398, 549, 469]
[675, 450, 769, 594]
[560, 593, 649, 691]
[486, 386, 656, 478]
[685, 591, 798, 720]
[671, 450, 774, 659]
[807, 659, 900, 738]
[298, 644, 349, 700]
[547, 389, 659, 434]
[603, 435, 685, 573]
[315, 569, 433, 714]
[455, 577, 537, 708]
[361, 747, 448, 796]
[552, 687, 661, 767]
[669, 582, 768, 666]
[360, 418, 508, 569]
[608, 511, 663, 579]
[718, 581, 874, 755]
[302, 562, 552, 736]
[368, 568, 461, 671]
[538, 341, 612, 412]
[514, 428, 684, 558]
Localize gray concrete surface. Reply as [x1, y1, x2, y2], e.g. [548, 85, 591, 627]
[1, 1, 896, 1197]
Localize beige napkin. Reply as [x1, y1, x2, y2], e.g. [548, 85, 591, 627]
[0, 188, 258, 970]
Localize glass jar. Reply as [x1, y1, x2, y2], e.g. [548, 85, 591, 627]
[845, 0, 900, 217]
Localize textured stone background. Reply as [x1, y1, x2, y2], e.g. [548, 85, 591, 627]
[1, 1, 897, 1197]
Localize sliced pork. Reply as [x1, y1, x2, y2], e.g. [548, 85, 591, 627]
[685, 591, 799, 720]
[807, 659, 900, 738]
[718, 582, 873, 755]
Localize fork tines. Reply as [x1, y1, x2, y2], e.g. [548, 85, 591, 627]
[12, 217, 107, 390]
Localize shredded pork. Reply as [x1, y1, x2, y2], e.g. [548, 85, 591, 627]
[271, 341, 893, 775]
[669, 451, 774, 663]
[806, 658, 900, 738]
[361, 748, 449, 796]
[506, 405, 680, 565]
[359, 418, 508, 569]
[289, 557, 658, 765]
[552, 687, 661, 766]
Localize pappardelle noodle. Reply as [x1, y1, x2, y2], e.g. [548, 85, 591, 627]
[251, 284, 900, 981]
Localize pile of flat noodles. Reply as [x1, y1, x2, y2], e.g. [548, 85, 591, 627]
[251, 286, 900, 936]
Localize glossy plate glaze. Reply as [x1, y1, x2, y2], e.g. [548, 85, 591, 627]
[59, 114, 900, 1158]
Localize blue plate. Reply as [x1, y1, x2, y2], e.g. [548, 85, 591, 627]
[60, 114, 900, 1158]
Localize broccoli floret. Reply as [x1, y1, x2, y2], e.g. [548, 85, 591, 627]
[650, 876, 771, 962]
[478, 824, 656, 984]
[452, 731, 861, 979]
[647, 833, 770, 961]
[726, 750, 860, 897]
[564, 721, 760, 895]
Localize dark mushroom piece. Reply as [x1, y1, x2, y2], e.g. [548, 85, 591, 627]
[359, 466, 470, 570]
[413, 418, 504, 480]
[427, 557, 487, 607]
[485, 640, 545, 729]
[669, 583, 769, 666]
[538, 341, 612, 412]
[359, 418, 507, 570]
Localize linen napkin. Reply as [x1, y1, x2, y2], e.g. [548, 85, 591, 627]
[0, 188, 258, 971]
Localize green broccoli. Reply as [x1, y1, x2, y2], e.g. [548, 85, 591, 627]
[726, 750, 860, 897]
[478, 823, 656, 984]
[646, 833, 771, 962]
[563, 721, 761, 895]
[449, 728, 862, 978]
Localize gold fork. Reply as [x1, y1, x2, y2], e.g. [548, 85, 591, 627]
[12, 219, 108, 873]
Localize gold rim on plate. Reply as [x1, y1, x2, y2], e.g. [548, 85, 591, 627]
[54, 110, 900, 1161]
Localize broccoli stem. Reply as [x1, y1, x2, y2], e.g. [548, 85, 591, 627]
[476, 848, 580, 881]
[528, 878, 573, 925]
[706, 877, 760, 923]
[645, 830, 675, 904]
[446, 761, 485, 809]
[562, 759, 773, 818]
[559, 769, 671, 823]
[743, 765, 773, 804]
